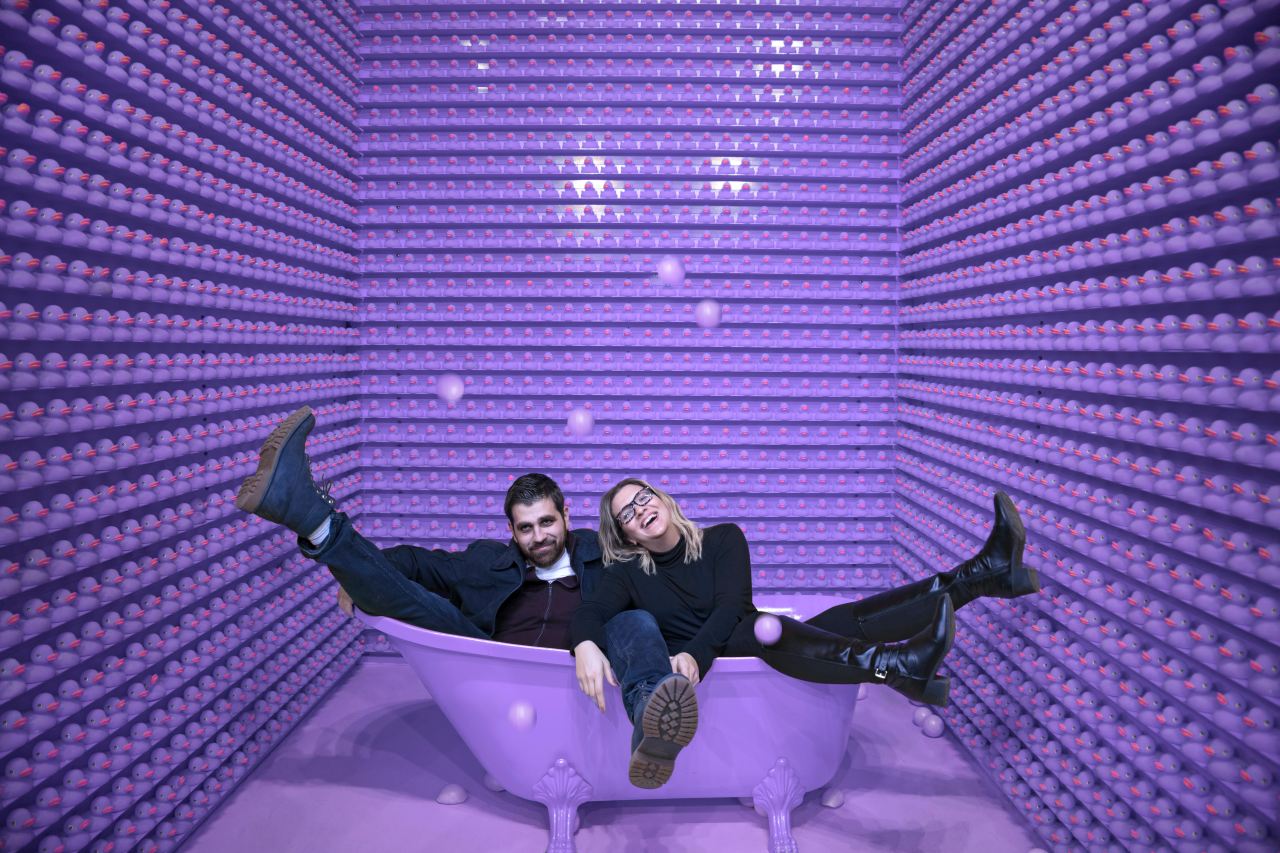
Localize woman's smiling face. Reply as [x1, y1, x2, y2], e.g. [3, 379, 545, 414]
[611, 483, 678, 552]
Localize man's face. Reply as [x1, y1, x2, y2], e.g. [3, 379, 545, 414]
[508, 498, 569, 568]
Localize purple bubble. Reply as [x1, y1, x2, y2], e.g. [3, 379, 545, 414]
[566, 408, 594, 437]
[753, 613, 782, 646]
[921, 714, 945, 738]
[694, 298, 722, 328]
[656, 255, 685, 286]
[437, 373, 464, 405]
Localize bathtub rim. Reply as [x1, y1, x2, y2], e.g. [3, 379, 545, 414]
[355, 608, 781, 673]
[354, 593, 850, 674]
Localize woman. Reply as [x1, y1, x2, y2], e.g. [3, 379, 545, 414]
[570, 478, 1038, 789]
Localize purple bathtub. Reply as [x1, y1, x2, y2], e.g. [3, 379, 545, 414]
[355, 593, 861, 853]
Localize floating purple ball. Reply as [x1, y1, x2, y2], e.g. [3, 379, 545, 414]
[566, 408, 594, 437]
[656, 255, 686, 286]
[753, 613, 782, 646]
[921, 714, 945, 738]
[508, 701, 536, 731]
[436, 373, 464, 405]
[694, 298, 722, 328]
[912, 707, 932, 727]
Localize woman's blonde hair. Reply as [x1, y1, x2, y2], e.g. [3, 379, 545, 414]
[598, 478, 704, 575]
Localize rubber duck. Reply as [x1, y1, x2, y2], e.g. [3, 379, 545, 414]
[1244, 194, 1274, 240]
[24, 644, 61, 684]
[48, 587, 79, 622]
[112, 477, 141, 513]
[111, 392, 138, 426]
[1203, 418, 1236, 460]
[1245, 140, 1279, 184]
[109, 351, 134, 384]
[1227, 423, 1269, 466]
[42, 398, 73, 436]
[31, 206, 65, 249]
[42, 444, 72, 483]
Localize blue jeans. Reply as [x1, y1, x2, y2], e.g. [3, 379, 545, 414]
[300, 512, 489, 639]
[601, 610, 679, 750]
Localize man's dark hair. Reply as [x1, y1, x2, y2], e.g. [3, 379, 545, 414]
[504, 473, 567, 522]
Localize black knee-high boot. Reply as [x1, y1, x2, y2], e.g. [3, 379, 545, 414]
[806, 491, 1038, 643]
[755, 595, 955, 706]
[945, 490, 1037, 606]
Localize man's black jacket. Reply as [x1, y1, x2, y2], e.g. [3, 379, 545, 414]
[380, 528, 604, 636]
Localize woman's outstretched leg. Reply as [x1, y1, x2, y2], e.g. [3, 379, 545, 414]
[806, 491, 1036, 642]
[728, 597, 956, 706]
[804, 575, 950, 643]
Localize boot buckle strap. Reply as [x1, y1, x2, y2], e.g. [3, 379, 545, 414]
[873, 665, 888, 681]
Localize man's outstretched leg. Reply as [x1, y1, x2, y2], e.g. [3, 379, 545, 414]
[805, 491, 1038, 643]
[237, 406, 487, 638]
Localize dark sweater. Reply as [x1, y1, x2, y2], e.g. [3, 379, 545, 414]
[569, 523, 755, 677]
[491, 566, 581, 649]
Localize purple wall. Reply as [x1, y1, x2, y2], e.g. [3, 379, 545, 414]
[1, 0, 1277, 851]
[898, 1, 1278, 850]
[355, 5, 906, 586]
[0, 0, 364, 849]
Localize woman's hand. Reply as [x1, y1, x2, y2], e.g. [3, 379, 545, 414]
[670, 652, 700, 686]
[574, 641, 617, 712]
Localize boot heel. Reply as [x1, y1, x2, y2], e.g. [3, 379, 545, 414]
[921, 677, 950, 707]
[1011, 566, 1040, 596]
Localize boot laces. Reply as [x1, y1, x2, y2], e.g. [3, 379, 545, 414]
[316, 477, 338, 508]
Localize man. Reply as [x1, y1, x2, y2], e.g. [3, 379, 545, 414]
[234, 405, 615, 652]
[235, 405, 721, 789]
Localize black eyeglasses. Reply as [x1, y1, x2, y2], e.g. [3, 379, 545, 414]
[614, 487, 655, 526]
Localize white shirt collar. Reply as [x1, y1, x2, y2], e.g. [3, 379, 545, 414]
[532, 547, 574, 582]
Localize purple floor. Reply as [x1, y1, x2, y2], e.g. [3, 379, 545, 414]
[182, 658, 1038, 853]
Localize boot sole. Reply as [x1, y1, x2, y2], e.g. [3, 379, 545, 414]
[629, 676, 698, 789]
[995, 492, 1039, 597]
[235, 406, 314, 514]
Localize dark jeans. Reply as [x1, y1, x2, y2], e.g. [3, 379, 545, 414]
[300, 512, 664, 710]
[299, 511, 490, 638]
[600, 610, 679, 750]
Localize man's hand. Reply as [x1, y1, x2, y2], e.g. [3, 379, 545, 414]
[337, 587, 353, 616]
[670, 652, 700, 686]
[574, 641, 617, 712]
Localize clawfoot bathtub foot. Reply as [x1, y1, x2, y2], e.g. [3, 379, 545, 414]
[752, 758, 804, 853]
[533, 758, 593, 853]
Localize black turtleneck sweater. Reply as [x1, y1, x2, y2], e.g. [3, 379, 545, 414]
[569, 523, 754, 677]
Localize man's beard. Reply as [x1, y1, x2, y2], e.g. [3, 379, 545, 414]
[526, 539, 563, 567]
